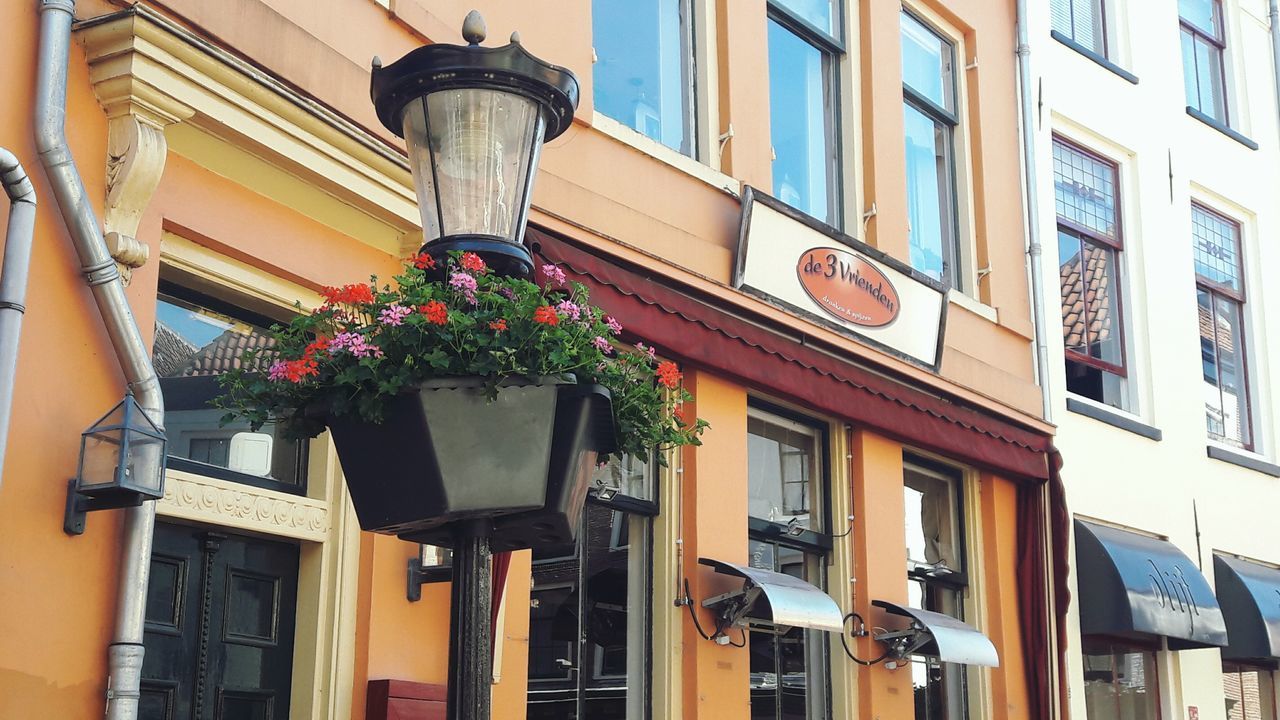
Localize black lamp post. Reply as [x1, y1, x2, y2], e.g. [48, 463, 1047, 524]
[371, 10, 578, 280]
[370, 11, 579, 720]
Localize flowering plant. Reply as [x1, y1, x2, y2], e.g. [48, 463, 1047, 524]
[217, 251, 707, 462]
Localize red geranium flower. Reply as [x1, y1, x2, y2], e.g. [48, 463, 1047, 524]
[489, 319, 508, 332]
[321, 283, 375, 306]
[655, 361, 681, 389]
[420, 300, 449, 326]
[411, 253, 436, 270]
[533, 306, 559, 326]
[460, 252, 487, 273]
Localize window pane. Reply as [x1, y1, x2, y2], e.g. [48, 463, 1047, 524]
[1194, 36, 1226, 122]
[1053, 141, 1118, 241]
[1180, 0, 1221, 37]
[903, 468, 961, 573]
[1223, 664, 1278, 720]
[591, 453, 653, 503]
[768, 19, 833, 223]
[1192, 205, 1243, 292]
[154, 293, 304, 486]
[1082, 646, 1159, 720]
[1204, 292, 1251, 447]
[904, 103, 955, 285]
[1073, 0, 1106, 55]
[773, 0, 836, 36]
[1050, 0, 1074, 39]
[748, 541, 827, 720]
[748, 411, 820, 531]
[592, 0, 693, 155]
[901, 12, 954, 112]
[1182, 29, 1202, 110]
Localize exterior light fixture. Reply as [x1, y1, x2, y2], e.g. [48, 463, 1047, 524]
[407, 544, 453, 601]
[370, 10, 579, 280]
[591, 479, 620, 502]
[785, 516, 806, 537]
[64, 391, 166, 535]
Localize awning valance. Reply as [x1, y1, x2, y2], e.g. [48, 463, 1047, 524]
[1214, 554, 1280, 661]
[873, 600, 1000, 667]
[1074, 520, 1228, 649]
[699, 558, 844, 633]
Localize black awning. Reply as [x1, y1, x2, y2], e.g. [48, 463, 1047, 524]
[1215, 555, 1280, 661]
[1074, 519, 1227, 649]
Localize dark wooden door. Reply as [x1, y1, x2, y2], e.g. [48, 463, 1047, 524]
[141, 522, 300, 720]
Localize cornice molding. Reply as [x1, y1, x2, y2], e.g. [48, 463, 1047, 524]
[158, 470, 330, 543]
[75, 5, 419, 255]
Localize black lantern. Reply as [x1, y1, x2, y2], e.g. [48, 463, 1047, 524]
[370, 10, 579, 279]
[64, 391, 166, 535]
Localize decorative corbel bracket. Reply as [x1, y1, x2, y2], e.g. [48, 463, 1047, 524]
[80, 18, 194, 284]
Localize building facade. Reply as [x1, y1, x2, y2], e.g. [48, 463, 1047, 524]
[0, 1, 1060, 719]
[1032, 0, 1280, 718]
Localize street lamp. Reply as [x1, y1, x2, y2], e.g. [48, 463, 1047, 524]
[369, 12, 580, 720]
[370, 10, 578, 280]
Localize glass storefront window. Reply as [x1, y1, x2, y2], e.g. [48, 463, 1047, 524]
[1081, 641, 1160, 720]
[748, 408, 823, 532]
[1223, 662, 1278, 720]
[592, 0, 696, 156]
[154, 284, 306, 492]
[904, 460, 969, 720]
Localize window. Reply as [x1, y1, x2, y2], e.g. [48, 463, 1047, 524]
[1054, 139, 1128, 410]
[901, 10, 961, 288]
[592, 0, 696, 156]
[1193, 204, 1252, 449]
[1051, 0, 1107, 56]
[767, 0, 841, 225]
[1180, 0, 1229, 124]
[154, 282, 307, 493]
[1223, 662, 1277, 720]
[1081, 640, 1160, 720]
[904, 459, 969, 720]
[747, 404, 830, 720]
[527, 454, 654, 719]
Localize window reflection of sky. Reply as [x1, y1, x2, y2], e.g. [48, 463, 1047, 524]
[156, 298, 233, 350]
[768, 19, 828, 222]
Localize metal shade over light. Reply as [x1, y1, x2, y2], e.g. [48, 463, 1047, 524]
[370, 10, 579, 279]
[871, 600, 1000, 667]
[64, 390, 167, 535]
[698, 557, 845, 634]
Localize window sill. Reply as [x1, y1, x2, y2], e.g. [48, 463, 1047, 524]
[1206, 445, 1280, 477]
[1186, 107, 1260, 150]
[947, 290, 998, 323]
[1065, 397, 1162, 441]
[1050, 31, 1139, 85]
[590, 112, 740, 195]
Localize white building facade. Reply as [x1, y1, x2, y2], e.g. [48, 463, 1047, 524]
[1030, 0, 1280, 719]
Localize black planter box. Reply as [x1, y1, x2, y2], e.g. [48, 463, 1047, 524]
[326, 376, 615, 550]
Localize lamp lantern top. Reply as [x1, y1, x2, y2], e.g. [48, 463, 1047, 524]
[370, 10, 580, 141]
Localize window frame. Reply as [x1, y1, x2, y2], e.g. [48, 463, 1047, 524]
[590, 0, 701, 159]
[1052, 0, 1110, 58]
[1052, 137, 1132, 392]
[746, 398, 834, 720]
[900, 7, 964, 291]
[766, 0, 845, 229]
[155, 279, 310, 496]
[1180, 0, 1231, 125]
[903, 455, 973, 720]
[1192, 202, 1254, 451]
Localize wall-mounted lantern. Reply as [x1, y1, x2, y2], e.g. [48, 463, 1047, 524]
[64, 391, 166, 535]
[370, 10, 578, 280]
[407, 544, 453, 601]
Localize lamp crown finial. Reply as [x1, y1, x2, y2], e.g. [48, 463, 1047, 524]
[462, 10, 487, 45]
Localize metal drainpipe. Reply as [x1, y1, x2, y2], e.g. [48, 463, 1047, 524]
[34, 2, 164, 718]
[1015, 0, 1052, 421]
[0, 148, 38, 494]
[1270, 0, 1280, 127]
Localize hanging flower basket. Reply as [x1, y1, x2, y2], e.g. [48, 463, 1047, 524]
[217, 251, 706, 549]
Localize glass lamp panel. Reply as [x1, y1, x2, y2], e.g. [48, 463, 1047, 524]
[79, 431, 124, 491]
[126, 431, 167, 494]
[404, 89, 543, 244]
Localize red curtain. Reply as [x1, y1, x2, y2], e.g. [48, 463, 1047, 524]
[1016, 450, 1071, 719]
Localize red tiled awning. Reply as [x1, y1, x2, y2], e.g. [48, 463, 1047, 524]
[531, 228, 1052, 481]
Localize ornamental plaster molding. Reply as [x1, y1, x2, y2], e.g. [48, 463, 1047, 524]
[158, 470, 330, 543]
[81, 21, 195, 284]
[74, 5, 419, 258]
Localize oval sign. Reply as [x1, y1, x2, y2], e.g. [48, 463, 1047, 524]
[796, 247, 901, 328]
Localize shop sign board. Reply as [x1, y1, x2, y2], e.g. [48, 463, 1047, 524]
[733, 187, 948, 368]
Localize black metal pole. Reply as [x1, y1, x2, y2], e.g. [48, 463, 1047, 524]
[447, 518, 494, 720]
